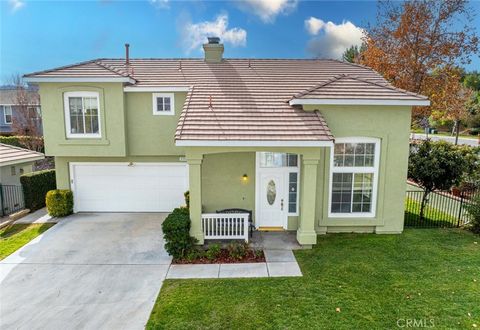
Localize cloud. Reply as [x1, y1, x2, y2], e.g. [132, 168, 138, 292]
[305, 17, 365, 59]
[9, 0, 25, 13]
[181, 14, 247, 54]
[237, 0, 298, 23]
[149, 0, 169, 9]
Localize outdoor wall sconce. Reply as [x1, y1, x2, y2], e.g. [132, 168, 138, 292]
[242, 174, 248, 182]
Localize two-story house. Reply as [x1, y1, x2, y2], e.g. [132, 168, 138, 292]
[24, 38, 429, 246]
[0, 86, 42, 136]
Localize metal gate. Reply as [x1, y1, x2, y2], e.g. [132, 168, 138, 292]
[0, 184, 25, 217]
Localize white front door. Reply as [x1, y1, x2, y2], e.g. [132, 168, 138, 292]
[258, 170, 287, 228]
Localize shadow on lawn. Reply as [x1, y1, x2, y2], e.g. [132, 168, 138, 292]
[0, 223, 52, 239]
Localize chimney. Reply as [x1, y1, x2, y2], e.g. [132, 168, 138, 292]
[125, 43, 130, 66]
[203, 37, 224, 63]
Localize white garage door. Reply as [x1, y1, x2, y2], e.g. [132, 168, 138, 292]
[70, 163, 189, 212]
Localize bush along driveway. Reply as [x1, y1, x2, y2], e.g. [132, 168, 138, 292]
[147, 229, 480, 330]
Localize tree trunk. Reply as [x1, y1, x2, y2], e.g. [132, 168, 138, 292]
[419, 189, 430, 222]
[454, 120, 460, 145]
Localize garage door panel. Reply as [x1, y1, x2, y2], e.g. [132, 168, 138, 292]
[72, 163, 188, 212]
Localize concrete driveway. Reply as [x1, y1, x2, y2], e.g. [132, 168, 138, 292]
[0, 213, 171, 330]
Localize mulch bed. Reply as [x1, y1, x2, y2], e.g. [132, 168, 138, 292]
[173, 249, 265, 264]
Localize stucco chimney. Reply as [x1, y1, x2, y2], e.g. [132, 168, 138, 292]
[203, 37, 224, 63]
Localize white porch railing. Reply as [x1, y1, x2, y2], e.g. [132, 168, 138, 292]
[202, 213, 249, 242]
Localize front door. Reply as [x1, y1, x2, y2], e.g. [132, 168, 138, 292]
[258, 171, 287, 228]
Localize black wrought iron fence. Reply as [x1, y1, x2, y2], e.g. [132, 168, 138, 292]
[0, 184, 25, 217]
[405, 188, 479, 228]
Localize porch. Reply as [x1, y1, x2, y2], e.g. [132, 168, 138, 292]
[185, 146, 331, 247]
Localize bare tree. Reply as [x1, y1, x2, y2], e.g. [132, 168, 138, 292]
[9, 74, 43, 152]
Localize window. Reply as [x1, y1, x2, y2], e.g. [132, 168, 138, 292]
[259, 153, 298, 168]
[28, 107, 40, 121]
[64, 92, 101, 138]
[329, 138, 380, 217]
[4, 106, 12, 124]
[288, 172, 298, 213]
[11, 166, 16, 176]
[152, 93, 174, 115]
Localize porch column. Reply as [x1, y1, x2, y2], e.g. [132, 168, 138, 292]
[297, 156, 319, 246]
[187, 156, 204, 244]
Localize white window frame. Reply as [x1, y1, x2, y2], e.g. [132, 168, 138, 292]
[4, 105, 12, 124]
[328, 137, 380, 218]
[152, 93, 174, 116]
[63, 91, 101, 139]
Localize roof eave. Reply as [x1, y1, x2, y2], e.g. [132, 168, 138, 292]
[23, 77, 136, 84]
[289, 98, 431, 106]
[175, 140, 334, 147]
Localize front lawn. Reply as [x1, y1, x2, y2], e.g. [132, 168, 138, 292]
[0, 223, 54, 260]
[148, 229, 479, 329]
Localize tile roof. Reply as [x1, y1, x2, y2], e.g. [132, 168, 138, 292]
[25, 58, 428, 143]
[0, 143, 44, 166]
[293, 74, 428, 101]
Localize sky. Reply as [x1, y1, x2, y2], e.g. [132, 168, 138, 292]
[1, 0, 479, 84]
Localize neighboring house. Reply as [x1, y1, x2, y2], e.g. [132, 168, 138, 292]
[24, 38, 429, 246]
[0, 86, 42, 135]
[0, 143, 44, 185]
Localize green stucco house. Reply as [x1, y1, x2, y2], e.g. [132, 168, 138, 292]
[24, 38, 429, 246]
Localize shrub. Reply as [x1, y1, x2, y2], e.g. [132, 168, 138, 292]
[466, 194, 480, 234]
[227, 242, 247, 260]
[206, 244, 221, 260]
[46, 189, 74, 217]
[20, 169, 56, 211]
[162, 207, 197, 259]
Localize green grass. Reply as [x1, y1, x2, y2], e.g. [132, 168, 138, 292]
[404, 197, 459, 227]
[0, 223, 54, 260]
[147, 229, 480, 329]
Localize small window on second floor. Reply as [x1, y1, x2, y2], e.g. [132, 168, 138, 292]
[4, 106, 13, 124]
[63, 91, 101, 139]
[152, 93, 174, 115]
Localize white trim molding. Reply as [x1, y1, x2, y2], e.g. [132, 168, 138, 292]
[124, 86, 190, 92]
[289, 98, 430, 106]
[152, 93, 175, 116]
[328, 137, 381, 219]
[63, 91, 102, 139]
[24, 77, 136, 83]
[175, 140, 334, 147]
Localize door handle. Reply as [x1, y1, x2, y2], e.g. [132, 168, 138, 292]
[281, 199, 284, 211]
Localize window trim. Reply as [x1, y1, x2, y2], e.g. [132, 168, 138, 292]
[328, 137, 380, 218]
[4, 105, 12, 124]
[63, 91, 101, 139]
[152, 93, 174, 116]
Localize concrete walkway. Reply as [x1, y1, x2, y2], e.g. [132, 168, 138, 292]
[166, 249, 302, 279]
[14, 207, 57, 224]
[0, 213, 171, 330]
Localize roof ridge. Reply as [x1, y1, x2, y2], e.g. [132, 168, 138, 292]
[330, 59, 376, 72]
[23, 59, 102, 78]
[292, 74, 347, 99]
[94, 60, 130, 78]
[176, 86, 195, 140]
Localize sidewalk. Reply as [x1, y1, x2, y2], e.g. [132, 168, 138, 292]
[166, 249, 302, 279]
[13, 208, 56, 224]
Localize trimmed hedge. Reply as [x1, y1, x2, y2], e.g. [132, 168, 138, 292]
[162, 207, 197, 259]
[46, 190, 73, 217]
[0, 136, 44, 152]
[20, 169, 56, 211]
